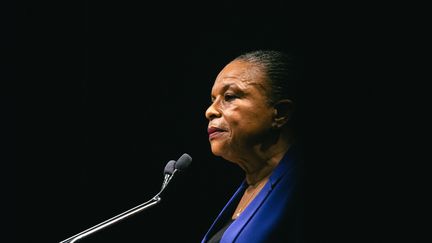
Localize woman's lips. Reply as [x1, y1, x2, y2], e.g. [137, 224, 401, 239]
[207, 127, 225, 139]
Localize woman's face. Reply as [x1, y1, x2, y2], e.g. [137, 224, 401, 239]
[205, 60, 275, 161]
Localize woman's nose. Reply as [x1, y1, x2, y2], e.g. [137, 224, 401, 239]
[205, 102, 221, 120]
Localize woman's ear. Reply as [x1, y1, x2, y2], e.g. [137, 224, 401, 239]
[272, 99, 295, 128]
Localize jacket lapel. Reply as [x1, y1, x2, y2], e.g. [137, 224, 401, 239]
[201, 182, 247, 243]
[221, 182, 273, 242]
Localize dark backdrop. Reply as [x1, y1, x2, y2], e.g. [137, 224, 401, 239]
[7, 1, 422, 243]
[16, 2, 310, 243]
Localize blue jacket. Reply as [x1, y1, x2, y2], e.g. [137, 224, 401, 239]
[202, 145, 303, 243]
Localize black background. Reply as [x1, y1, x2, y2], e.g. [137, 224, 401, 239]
[3, 1, 424, 242]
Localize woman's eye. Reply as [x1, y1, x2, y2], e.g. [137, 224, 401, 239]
[224, 94, 237, 101]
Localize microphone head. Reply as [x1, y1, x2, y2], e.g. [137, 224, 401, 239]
[163, 160, 176, 175]
[175, 153, 192, 171]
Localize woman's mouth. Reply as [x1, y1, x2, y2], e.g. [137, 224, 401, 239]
[207, 126, 226, 140]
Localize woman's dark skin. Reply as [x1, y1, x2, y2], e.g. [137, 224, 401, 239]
[205, 59, 295, 219]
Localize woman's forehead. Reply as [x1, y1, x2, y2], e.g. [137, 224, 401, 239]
[215, 61, 265, 87]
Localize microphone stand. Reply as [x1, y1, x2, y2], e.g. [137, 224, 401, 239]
[59, 169, 179, 243]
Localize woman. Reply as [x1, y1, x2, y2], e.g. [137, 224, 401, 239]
[202, 50, 303, 242]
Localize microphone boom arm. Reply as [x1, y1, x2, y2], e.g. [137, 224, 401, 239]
[59, 170, 179, 243]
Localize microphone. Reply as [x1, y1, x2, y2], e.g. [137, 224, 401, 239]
[161, 160, 176, 190]
[164, 160, 176, 174]
[175, 153, 193, 171]
[59, 154, 192, 243]
[161, 153, 192, 190]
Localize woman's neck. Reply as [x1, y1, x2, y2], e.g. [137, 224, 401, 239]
[234, 130, 295, 185]
[243, 149, 284, 185]
[244, 141, 292, 185]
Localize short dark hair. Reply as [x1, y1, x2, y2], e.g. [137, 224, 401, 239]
[234, 50, 303, 105]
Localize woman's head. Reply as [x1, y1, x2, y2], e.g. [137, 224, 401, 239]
[205, 50, 301, 162]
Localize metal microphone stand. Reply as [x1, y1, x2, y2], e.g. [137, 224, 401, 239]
[59, 169, 178, 243]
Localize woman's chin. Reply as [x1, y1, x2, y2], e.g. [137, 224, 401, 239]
[211, 148, 222, 156]
[210, 144, 226, 157]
